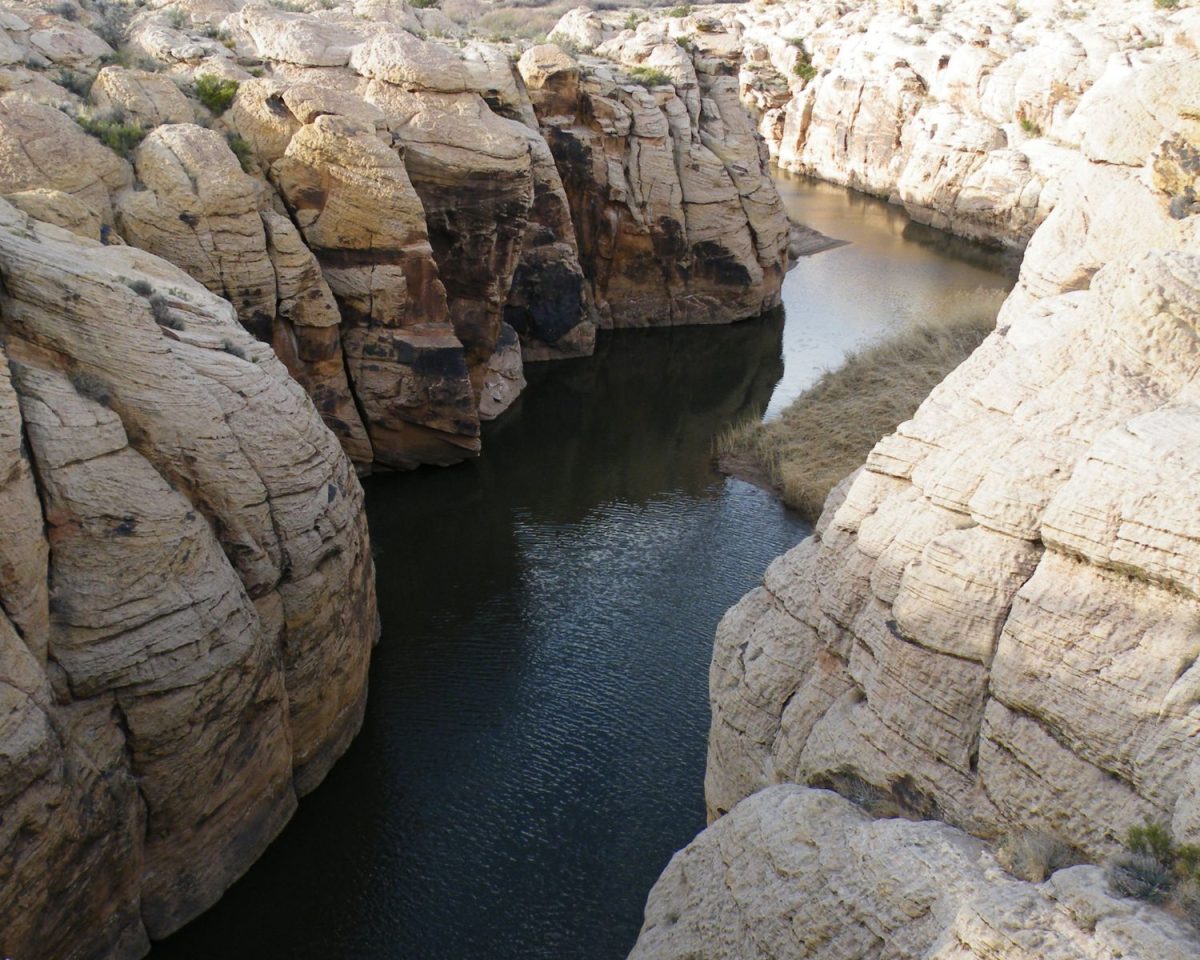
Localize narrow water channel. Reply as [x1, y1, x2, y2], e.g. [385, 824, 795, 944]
[153, 176, 1012, 960]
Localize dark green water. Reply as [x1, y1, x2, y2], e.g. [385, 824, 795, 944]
[152, 177, 1011, 960]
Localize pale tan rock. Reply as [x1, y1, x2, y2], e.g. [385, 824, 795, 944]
[631, 786, 1200, 960]
[3, 186, 100, 239]
[90, 66, 194, 126]
[115, 123, 278, 331]
[0, 194, 376, 956]
[0, 97, 131, 225]
[232, 2, 366, 67]
[704, 250, 1200, 859]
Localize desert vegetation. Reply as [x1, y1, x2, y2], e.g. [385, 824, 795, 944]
[1108, 822, 1200, 926]
[717, 290, 1006, 520]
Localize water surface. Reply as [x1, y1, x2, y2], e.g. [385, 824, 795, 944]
[153, 177, 1011, 960]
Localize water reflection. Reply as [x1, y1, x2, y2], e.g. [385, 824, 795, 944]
[767, 171, 1015, 417]
[153, 312, 805, 960]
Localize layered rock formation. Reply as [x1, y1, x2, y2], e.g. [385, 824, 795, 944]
[0, 0, 794, 471]
[567, 0, 1198, 254]
[626, 1, 1200, 957]
[0, 197, 376, 959]
[633, 786, 1200, 960]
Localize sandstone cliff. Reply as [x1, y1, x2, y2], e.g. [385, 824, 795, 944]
[0, 0, 793, 471]
[0, 197, 377, 960]
[559, 0, 1198, 253]
[627, 1, 1200, 957]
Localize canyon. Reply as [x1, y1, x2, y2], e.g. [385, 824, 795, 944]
[0, 0, 797, 955]
[2, 0, 1200, 957]
[604, 0, 1200, 957]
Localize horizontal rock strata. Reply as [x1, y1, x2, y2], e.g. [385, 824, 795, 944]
[0, 197, 377, 960]
[620, 1, 1200, 957]
[0, 0, 795, 470]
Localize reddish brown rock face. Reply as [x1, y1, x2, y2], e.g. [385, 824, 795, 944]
[519, 44, 792, 330]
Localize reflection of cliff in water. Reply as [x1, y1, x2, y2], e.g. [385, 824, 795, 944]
[426, 307, 786, 524]
[900, 219, 1021, 277]
[152, 305, 800, 960]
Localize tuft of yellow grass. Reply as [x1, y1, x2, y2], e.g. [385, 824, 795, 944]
[718, 288, 1007, 521]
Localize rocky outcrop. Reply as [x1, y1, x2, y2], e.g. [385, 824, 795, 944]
[519, 37, 792, 327]
[595, 0, 1196, 254]
[0, 197, 376, 959]
[633, 786, 1200, 960]
[620, 2, 1200, 957]
[0, 0, 792, 469]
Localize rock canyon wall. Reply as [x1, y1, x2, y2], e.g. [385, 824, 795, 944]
[0, 1, 790, 957]
[0, 0, 794, 472]
[620, 0, 1200, 957]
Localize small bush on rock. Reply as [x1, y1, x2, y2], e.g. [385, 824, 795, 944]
[55, 68, 94, 97]
[667, 5, 692, 17]
[627, 66, 671, 88]
[1107, 820, 1200, 926]
[194, 74, 239, 114]
[69, 371, 112, 406]
[1156, 0, 1180, 9]
[148, 294, 184, 329]
[998, 830, 1078, 883]
[226, 134, 253, 172]
[74, 108, 147, 157]
[49, 1, 79, 21]
[1109, 852, 1175, 903]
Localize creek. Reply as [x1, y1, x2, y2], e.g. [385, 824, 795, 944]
[153, 173, 1012, 960]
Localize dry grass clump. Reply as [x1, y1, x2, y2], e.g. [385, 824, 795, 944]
[717, 289, 1006, 521]
[997, 829, 1079, 883]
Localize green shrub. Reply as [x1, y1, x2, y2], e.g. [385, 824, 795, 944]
[1109, 852, 1174, 903]
[408, 0, 440, 8]
[623, 11, 644, 30]
[1156, 0, 1180, 9]
[1106, 820, 1200, 926]
[55, 68, 93, 97]
[1018, 116, 1043, 136]
[225, 132, 253, 171]
[125, 278, 153, 296]
[221, 338, 248, 360]
[792, 58, 816, 81]
[627, 65, 671, 88]
[164, 7, 188, 28]
[667, 4, 692, 16]
[269, 0, 307, 9]
[195, 73, 239, 114]
[75, 108, 147, 157]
